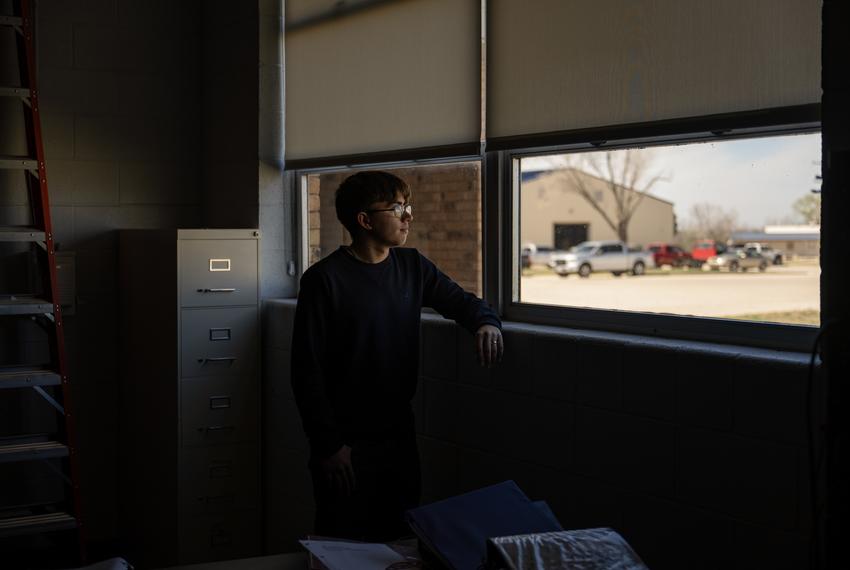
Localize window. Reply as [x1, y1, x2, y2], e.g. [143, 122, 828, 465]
[299, 161, 483, 296]
[511, 130, 821, 335]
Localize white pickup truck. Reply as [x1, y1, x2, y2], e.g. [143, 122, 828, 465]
[551, 240, 655, 278]
[744, 242, 784, 265]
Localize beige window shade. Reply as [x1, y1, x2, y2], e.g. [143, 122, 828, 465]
[488, 0, 821, 140]
[285, 0, 481, 162]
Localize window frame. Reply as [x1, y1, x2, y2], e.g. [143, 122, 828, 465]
[287, 105, 822, 351]
[492, 105, 822, 351]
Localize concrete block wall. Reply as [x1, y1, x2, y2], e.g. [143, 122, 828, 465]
[0, 0, 203, 540]
[263, 299, 816, 569]
[262, 300, 311, 553]
[201, 0, 259, 228]
[205, 0, 295, 299]
[257, 0, 294, 299]
[1, 0, 292, 545]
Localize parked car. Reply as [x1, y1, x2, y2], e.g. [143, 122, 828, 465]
[705, 248, 768, 272]
[521, 244, 566, 269]
[691, 239, 727, 262]
[647, 242, 696, 267]
[551, 241, 655, 277]
[744, 242, 784, 265]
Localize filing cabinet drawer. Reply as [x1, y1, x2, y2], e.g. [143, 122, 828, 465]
[178, 510, 261, 564]
[181, 307, 258, 378]
[179, 444, 259, 515]
[180, 239, 257, 308]
[180, 376, 258, 447]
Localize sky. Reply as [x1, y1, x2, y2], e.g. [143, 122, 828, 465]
[522, 132, 822, 229]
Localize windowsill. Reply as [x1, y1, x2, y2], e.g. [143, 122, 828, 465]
[421, 311, 810, 365]
[265, 298, 811, 365]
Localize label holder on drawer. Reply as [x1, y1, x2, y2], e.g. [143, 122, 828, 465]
[209, 327, 232, 341]
[209, 460, 233, 479]
[209, 258, 231, 272]
[210, 523, 233, 547]
[209, 395, 232, 410]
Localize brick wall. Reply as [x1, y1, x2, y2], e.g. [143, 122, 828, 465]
[309, 172, 346, 264]
[308, 163, 482, 295]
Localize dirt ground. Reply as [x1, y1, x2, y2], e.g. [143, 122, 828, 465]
[519, 262, 820, 324]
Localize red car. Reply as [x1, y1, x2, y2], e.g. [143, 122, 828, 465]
[647, 243, 694, 267]
[691, 239, 727, 262]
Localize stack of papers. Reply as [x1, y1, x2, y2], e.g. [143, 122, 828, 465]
[300, 539, 417, 570]
[486, 528, 649, 570]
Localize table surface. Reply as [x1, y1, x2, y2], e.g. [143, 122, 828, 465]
[156, 552, 308, 570]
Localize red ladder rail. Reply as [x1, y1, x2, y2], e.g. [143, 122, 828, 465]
[0, 0, 86, 563]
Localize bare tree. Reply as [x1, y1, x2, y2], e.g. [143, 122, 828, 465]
[554, 149, 665, 243]
[764, 215, 799, 226]
[792, 193, 821, 225]
[685, 202, 739, 244]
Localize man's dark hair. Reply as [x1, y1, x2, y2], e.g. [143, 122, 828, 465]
[335, 171, 411, 237]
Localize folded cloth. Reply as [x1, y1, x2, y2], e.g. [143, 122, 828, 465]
[405, 481, 562, 570]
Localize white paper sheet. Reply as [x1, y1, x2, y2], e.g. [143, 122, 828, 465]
[66, 558, 132, 570]
[299, 540, 405, 570]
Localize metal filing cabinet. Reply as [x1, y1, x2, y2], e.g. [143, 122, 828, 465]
[118, 229, 261, 568]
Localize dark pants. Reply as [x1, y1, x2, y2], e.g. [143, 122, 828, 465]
[311, 434, 421, 542]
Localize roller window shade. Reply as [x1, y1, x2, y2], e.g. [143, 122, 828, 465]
[488, 0, 821, 141]
[285, 0, 481, 162]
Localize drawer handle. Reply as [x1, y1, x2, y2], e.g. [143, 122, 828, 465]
[209, 396, 231, 409]
[200, 425, 235, 433]
[197, 288, 236, 293]
[197, 357, 237, 365]
[198, 494, 235, 506]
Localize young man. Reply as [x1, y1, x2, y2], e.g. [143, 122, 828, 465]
[291, 170, 503, 542]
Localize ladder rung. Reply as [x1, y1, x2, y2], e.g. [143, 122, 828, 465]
[0, 439, 68, 464]
[0, 297, 54, 316]
[0, 15, 23, 26]
[0, 227, 46, 242]
[0, 86, 30, 98]
[0, 156, 38, 170]
[0, 512, 78, 538]
[0, 366, 61, 388]
[1, 6, 82, 555]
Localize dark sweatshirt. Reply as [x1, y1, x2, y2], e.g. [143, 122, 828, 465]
[291, 246, 501, 459]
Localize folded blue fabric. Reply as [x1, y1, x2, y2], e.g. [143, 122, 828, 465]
[405, 480, 562, 570]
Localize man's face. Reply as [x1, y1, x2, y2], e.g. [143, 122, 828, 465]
[364, 191, 412, 247]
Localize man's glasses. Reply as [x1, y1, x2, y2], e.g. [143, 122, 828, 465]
[365, 204, 412, 218]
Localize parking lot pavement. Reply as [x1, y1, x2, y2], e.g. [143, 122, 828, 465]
[519, 264, 820, 318]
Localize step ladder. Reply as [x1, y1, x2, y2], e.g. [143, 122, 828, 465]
[1, 0, 85, 564]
